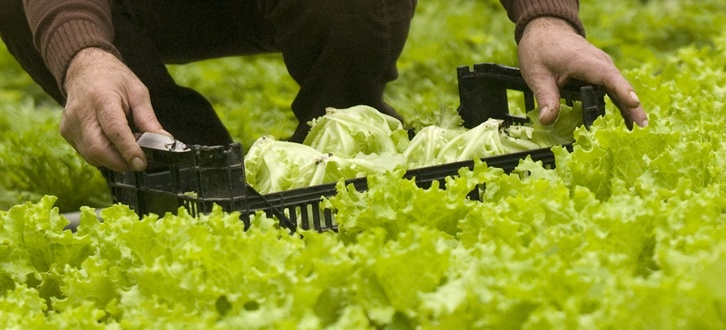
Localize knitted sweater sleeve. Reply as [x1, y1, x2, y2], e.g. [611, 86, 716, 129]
[23, 0, 121, 90]
[499, 0, 585, 43]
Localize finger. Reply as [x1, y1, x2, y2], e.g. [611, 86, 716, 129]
[627, 102, 649, 128]
[524, 69, 562, 125]
[572, 62, 639, 109]
[567, 55, 648, 128]
[96, 101, 147, 171]
[80, 134, 131, 172]
[601, 73, 649, 128]
[126, 83, 172, 137]
[60, 107, 132, 172]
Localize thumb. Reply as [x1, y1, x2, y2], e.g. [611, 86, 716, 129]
[529, 75, 562, 125]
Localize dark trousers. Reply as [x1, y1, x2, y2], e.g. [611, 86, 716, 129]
[0, 0, 417, 144]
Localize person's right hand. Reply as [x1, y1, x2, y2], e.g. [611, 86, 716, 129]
[61, 47, 168, 172]
[516, 17, 648, 129]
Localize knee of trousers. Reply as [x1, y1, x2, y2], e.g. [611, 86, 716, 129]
[273, 0, 417, 125]
[272, 0, 417, 82]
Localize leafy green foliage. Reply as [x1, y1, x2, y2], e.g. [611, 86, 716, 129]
[3, 0, 726, 327]
[0, 100, 110, 212]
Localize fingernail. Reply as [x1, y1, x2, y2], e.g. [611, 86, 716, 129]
[131, 157, 145, 171]
[642, 119, 649, 127]
[160, 129, 174, 138]
[540, 106, 550, 117]
[630, 91, 640, 104]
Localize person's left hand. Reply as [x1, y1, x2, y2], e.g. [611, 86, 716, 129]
[517, 16, 648, 129]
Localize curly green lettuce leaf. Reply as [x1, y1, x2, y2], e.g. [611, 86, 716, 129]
[403, 125, 464, 169]
[520, 102, 584, 148]
[303, 105, 410, 157]
[322, 153, 407, 184]
[436, 118, 507, 163]
[244, 135, 325, 193]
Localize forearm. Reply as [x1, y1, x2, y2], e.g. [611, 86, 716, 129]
[499, 0, 585, 43]
[23, 0, 121, 90]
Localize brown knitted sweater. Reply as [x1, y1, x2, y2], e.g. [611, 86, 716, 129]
[22, 0, 584, 91]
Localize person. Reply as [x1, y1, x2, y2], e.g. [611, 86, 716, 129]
[0, 0, 647, 174]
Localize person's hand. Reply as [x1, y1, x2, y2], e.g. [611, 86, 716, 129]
[517, 17, 648, 128]
[61, 47, 169, 172]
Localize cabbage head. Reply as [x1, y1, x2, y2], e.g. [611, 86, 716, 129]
[303, 105, 410, 157]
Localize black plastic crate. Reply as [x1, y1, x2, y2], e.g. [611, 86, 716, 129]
[103, 63, 605, 232]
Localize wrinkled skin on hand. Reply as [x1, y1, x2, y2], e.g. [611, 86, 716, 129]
[61, 47, 169, 172]
[518, 17, 648, 129]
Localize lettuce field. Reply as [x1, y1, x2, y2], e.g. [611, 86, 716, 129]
[3, 0, 726, 328]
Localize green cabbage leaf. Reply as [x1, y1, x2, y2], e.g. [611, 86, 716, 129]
[303, 105, 410, 157]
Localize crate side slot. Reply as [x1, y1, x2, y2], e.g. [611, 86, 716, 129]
[283, 202, 336, 232]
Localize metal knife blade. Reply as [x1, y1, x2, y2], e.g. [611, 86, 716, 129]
[136, 132, 189, 152]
